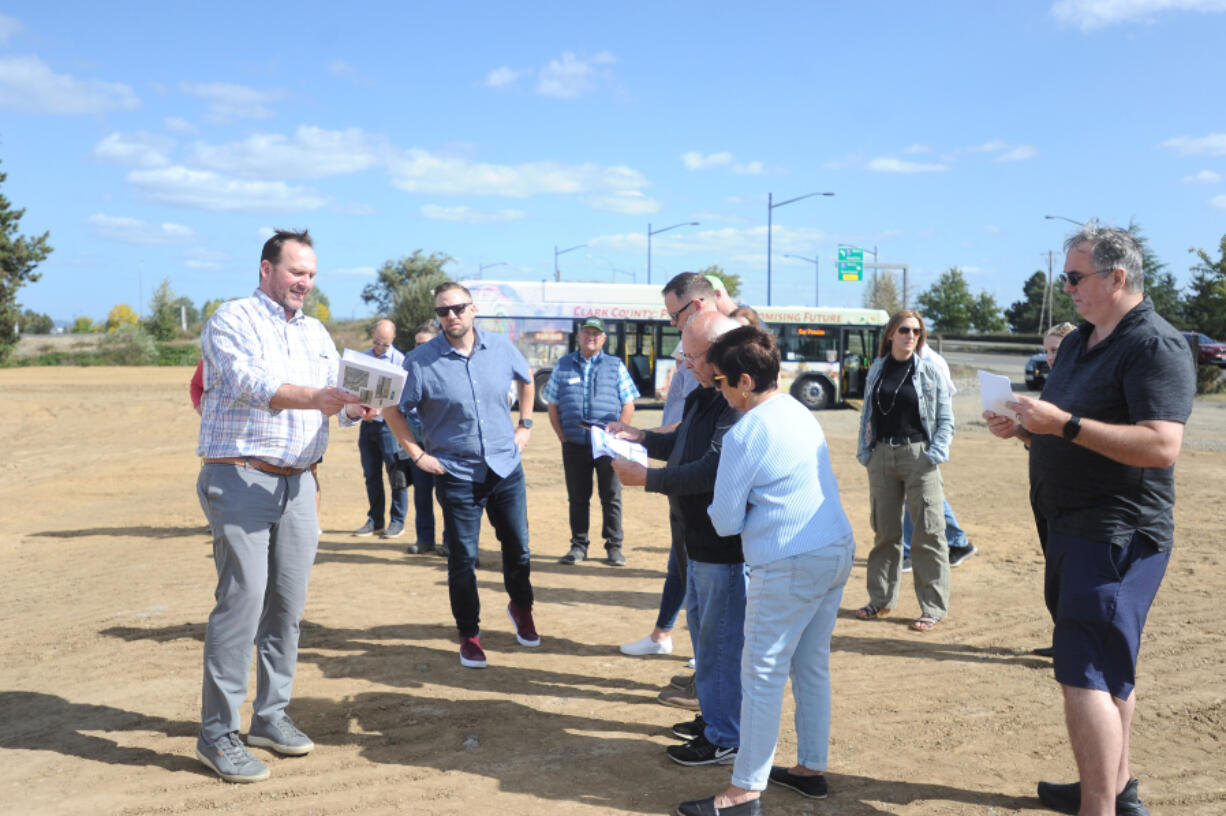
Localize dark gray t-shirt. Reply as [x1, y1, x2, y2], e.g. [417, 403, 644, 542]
[1029, 298, 1195, 551]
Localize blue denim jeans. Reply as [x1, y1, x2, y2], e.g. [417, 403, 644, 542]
[902, 499, 967, 557]
[686, 559, 748, 749]
[434, 464, 533, 638]
[408, 457, 439, 544]
[359, 420, 408, 528]
[655, 507, 689, 631]
[731, 539, 854, 791]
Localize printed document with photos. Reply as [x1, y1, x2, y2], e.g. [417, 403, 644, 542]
[338, 349, 407, 409]
[590, 425, 649, 466]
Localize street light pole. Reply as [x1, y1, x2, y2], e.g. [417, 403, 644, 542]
[477, 261, 508, 279]
[767, 191, 834, 305]
[554, 243, 586, 282]
[646, 221, 700, 285]
[783, 253, 820, 306]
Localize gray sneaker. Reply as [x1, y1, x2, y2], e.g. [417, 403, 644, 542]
[247, 714, 315, 756]
[196, 732, 270, 783]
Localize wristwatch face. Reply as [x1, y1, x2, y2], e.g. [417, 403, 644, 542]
[518, 418, 533, 429]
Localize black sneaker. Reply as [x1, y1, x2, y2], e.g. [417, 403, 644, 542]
[605, 546, 626, 566]
[558, 544, 587, 564]
[768, 765, 828, 799]
[948, 542, 978, 567]
[666, 734, 737, 766]
[406, 541, 435, 554]
[671, 714, 704, 741]
[1037, 777, 1148, 816]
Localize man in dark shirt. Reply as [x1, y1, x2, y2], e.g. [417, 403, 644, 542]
[610, 311, 745, 768]
[985, 224, 1194, 816]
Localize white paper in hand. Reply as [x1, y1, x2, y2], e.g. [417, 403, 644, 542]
[338, 349, 407, 409]
[978, 369, 1015, 416]
[590, 425, 649, 466]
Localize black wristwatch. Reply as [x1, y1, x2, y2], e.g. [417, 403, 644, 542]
[518, 418, 534, 429]
[1062, 415, 1082, 442]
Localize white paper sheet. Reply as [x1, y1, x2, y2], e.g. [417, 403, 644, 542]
[590, 425, 649, 466]
[338, 349, 408, 409]
[978, 369, 1015, 416]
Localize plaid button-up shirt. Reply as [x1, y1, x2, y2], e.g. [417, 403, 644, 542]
[197, 288, 351, 468]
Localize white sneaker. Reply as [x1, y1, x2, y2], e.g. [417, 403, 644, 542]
[687, 657, 696, 669]
[619, 634, 673, 656]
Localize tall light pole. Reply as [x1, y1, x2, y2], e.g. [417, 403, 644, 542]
[783, 253, 820, 306]
[647, 221, 699, 285]
[554, 243, 586, 282]
[768, 191, 833, 305]
[1043, 215, 1083, 332]
[477, 261, 508, 279]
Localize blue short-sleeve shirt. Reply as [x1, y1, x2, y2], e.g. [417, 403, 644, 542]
[399, 330, 531, 482]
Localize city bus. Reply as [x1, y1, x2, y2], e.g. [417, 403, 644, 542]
[463, 279, 887, 411]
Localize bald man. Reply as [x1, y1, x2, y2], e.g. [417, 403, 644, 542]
[353, 319, 410, 538]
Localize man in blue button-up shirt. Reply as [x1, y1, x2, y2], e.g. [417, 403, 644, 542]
[385, 282, 539, 669]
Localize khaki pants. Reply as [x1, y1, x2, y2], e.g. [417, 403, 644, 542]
[865, 442, 950, 619]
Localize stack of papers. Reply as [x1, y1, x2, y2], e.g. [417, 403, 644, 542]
[590, 425, 649, 466]
[338, 349, 407, 409]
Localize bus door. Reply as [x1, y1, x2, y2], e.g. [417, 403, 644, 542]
[840, 327, 874, 399]
[622, 321, 656, 398]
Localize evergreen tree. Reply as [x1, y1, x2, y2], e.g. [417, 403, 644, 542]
[0, 160, 54, 363]
[969, 292, 1007, 333]
[145, 278, 181, 340]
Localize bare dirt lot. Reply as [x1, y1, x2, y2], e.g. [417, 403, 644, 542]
[1, 367, 1223, 815]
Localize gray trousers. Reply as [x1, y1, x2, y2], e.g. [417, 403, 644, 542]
[865, 442, 950, 619]
[197, 463, 318, 740]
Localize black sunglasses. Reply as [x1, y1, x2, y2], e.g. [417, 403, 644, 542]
[895, 326, 921, 335]
[1057, 270, 1103, 288]
[434, 303, 472, 318]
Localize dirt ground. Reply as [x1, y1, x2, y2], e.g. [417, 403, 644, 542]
[1, 366, 1223, 816]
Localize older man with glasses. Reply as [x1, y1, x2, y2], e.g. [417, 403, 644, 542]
[384, 282, 540, 669]
[353, 319, 410, 539]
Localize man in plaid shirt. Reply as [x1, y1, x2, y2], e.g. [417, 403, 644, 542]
[195, 229, 370, 783]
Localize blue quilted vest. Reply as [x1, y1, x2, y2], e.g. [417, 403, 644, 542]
[554, 351, 624, 444]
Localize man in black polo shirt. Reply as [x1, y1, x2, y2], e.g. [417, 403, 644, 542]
[985, 224, 1194, 816]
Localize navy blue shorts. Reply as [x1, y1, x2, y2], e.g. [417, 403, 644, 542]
[1044, 531, 1169, 700]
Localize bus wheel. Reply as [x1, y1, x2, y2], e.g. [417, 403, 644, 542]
[532, 370, 552, 411]
[792, 376, 833, 410]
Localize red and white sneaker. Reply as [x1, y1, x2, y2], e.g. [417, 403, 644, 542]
[459, 634, 487, 668]
[506, 602, 541, 647]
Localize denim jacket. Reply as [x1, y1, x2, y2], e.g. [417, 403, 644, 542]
[856, 354, 954, 466]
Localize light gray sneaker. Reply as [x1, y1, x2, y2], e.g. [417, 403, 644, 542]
[196, 732, 270, 783]
[247, 714, 315, 756]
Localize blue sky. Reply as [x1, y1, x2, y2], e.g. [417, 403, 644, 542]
[3, 1, 1225, 324]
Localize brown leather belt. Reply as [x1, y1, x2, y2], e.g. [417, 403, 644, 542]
[203, 457, 307, 476]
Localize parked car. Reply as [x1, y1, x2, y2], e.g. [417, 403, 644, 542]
[1182, 331, 1226, 368]
[1024, 351, 1049, 390]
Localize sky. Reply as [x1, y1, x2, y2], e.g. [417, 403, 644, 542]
[3, 0, 1225, 325]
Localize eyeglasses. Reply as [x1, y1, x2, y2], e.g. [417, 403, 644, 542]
[1058, 270, 1104, 288]
[668, 298, 702, 323]
[372, 341, 392, 348]
[433, 303, 472, 318]
[895, 326, 921, 335]
[682, 348, 707, 364]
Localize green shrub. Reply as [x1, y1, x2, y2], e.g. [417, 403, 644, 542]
[99, 324, 157, 365]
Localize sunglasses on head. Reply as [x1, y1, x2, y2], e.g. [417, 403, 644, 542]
[895, 326, 921, 335]
[434, 303, 472, 318]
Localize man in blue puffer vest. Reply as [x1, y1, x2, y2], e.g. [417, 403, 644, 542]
[542, 317, 641, 566]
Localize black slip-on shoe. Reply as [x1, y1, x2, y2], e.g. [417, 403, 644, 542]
[1037, 777, 1148, 816]
[768, 765, 828, 799]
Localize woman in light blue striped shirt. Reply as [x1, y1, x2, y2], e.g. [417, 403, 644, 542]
[674, 325, 855, 816]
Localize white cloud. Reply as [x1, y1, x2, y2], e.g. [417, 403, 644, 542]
[92, 132, 175, 168]
[996, 144, 1039, 162]
[1052, 0, 1226, 30]
[0, 13, 22, 43]
[191, 126, 382, 179]
[128, 166, 328, 212]
[419, 204, 527, 224]
[536, 51, 617, 99]
[86, 214, 195, 245]
[257, 226, 276, 239]
[690, 211, 748, 224]
[179, 81, 283, 121]
[733, 160, 764, 175]
[1182, 169, 1222, 184]
[591, 224, 823, 259]
[588, 190, 661, 215]
[902, 144, 932, 154]
[164, 116, 196, 134]
[867, 157, 950, 173]
[682, 151, 735, 170]
[184, 247, 229, 270]
[1210, 194, 1226, 209]
[1162, 133, 1226, 156]
[331, 266, 377, 277]
[963, 140, 1008, 154]
[386, 148, 648, 198]
[484, 66, 526, 88]
[0, 55, 139, 114]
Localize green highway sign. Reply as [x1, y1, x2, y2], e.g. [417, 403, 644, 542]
[837, 247, 864, 281]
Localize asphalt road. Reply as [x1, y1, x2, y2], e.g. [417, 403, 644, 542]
[942, 349, 1034, 383]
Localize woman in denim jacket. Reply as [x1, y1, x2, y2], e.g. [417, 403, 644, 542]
[853, 310, 954, 631]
